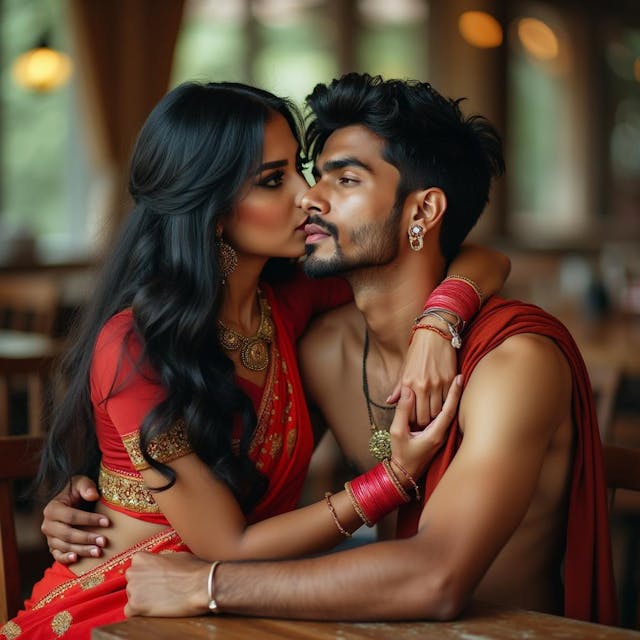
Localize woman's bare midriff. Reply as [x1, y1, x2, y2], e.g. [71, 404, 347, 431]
[68, 501, 171, 577]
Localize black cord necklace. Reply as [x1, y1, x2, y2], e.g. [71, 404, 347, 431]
[362, 329, 395, 461]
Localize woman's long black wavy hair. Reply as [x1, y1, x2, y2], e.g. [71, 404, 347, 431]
[36, 81, 303, 513]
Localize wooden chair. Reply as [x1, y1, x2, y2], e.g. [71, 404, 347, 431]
[0, 434, 45, 623]
[603, 444, 640, 628]
[0, 275, 60, 336]
[0, 353, 58, 437]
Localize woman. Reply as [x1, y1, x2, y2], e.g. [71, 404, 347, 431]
[2, 81, 507, 640]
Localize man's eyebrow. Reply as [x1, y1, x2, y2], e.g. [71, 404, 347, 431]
[313, 156, 373, 178]
[257, 159, 288, 173]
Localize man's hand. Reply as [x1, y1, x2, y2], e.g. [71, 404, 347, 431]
[42, 475, 109, 564]
[388, 327, 457, 425]
[125, 552, 211, 617]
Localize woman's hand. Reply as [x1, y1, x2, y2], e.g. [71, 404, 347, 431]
[389, 376, 462, 480]
[42, 475, 110, 564]
[388, 327, 457, 425]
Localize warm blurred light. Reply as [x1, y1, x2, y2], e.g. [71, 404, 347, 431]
[517, 17, 559, 61]
[635, 57, 640, 82]
[458, 11, 503, 49]
[12, 46, 72, 92]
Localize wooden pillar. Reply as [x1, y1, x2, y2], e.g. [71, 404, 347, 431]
[427, 0, 508, 238]
[330, 0, 358, 74]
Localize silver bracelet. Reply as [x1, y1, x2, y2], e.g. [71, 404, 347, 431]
[415, 310, 462, 349]
[207, 560, 222, 614]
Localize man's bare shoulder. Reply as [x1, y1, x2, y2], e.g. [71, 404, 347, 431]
[460, 332, 572, 440]
[298, 303, 363, 402]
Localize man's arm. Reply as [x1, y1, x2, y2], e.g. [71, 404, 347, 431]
[126, 333, 573, 620]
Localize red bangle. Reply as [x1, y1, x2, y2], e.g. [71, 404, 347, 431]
[349, 463, 410, 525]
[424, 278, 481, 324]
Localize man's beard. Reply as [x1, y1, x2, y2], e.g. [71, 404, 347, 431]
[303, 202, 403, 279]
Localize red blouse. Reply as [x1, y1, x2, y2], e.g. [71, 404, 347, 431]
[90, 270, 351, 524]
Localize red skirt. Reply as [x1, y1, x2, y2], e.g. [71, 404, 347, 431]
[1, 529, 186, 640]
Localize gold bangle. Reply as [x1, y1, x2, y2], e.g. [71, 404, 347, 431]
[325, 492, 351, 537]
[344, 481, 372, 527]
[382, 459, 410, 502]
[207, 560, 222, 614]
[390, 457, 421, 501]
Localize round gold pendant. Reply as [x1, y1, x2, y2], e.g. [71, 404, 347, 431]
[240, 338, 269, 371]
[368, 429, 392, 461]
[219, 327, 242, 351]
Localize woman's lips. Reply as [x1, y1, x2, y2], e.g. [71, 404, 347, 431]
[294, 217, 309, 232]
[304, 223, 331, 243]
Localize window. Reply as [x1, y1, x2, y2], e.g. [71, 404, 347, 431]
[0, 0, 89, 261]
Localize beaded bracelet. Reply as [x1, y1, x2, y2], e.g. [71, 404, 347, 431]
[409, 323, 451, 345]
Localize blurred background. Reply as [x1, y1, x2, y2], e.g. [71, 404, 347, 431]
[0, 0, 639, 627]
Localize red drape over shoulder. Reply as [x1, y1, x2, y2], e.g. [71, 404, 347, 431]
[397, 297, 617, 626]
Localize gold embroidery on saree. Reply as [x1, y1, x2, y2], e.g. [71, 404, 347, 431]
[98, 464, 159, 513]
[79, 572, 105, 590]
[122, 420, 192, 471]
[286, 428, 297, 458]
[0, 620, 21, 639]
[249, 342, 278, 457]
[51, 611, 72, 637]
[32, 530, 180, 610]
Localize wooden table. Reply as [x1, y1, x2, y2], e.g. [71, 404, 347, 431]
[92, 603, 640, 639]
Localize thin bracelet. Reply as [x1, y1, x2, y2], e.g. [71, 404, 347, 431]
[416, 310, 462, 349]
[382, 459, 411, 502]
[325, 492, 351, 537]
[410, 324, 450, 342]
[391, 458, 421, 501]
[207, 560, 222, 614]
[344, 481, 372, 526]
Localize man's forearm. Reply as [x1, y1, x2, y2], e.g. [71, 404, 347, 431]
[213, 537, 459, 621]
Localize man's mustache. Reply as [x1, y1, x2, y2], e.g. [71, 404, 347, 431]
[306, 215, 338, 238]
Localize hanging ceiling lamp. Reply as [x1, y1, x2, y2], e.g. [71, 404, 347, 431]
[12, 33, 73, 93]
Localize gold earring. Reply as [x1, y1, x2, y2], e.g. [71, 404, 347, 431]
[408, 223, 424, 251]
[216, 230, 237, 282]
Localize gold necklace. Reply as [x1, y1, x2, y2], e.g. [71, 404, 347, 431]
[217, 291, 274, 371]
[362, 329, 395, 461]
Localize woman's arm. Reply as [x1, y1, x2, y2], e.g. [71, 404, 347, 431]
[44, 381, 461, 564]
[143, 382, 460, 562]
[445, 243, 510, 298]
[392, 244, 510, 425]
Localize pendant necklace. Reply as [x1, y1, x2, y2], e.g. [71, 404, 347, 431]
[362, 329, 396, 461]
[217, 290, 274, 372]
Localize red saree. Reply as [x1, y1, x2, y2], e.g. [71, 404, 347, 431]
[1, 274, 352, 640]
[397, 297, 618, 626]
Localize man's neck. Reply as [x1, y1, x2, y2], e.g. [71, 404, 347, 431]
[346, 251, 445, 370]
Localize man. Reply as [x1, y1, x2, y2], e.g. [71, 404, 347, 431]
[57, 74, 618, 624]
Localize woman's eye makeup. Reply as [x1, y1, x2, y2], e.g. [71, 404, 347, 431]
[257, 170, 285, 188]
